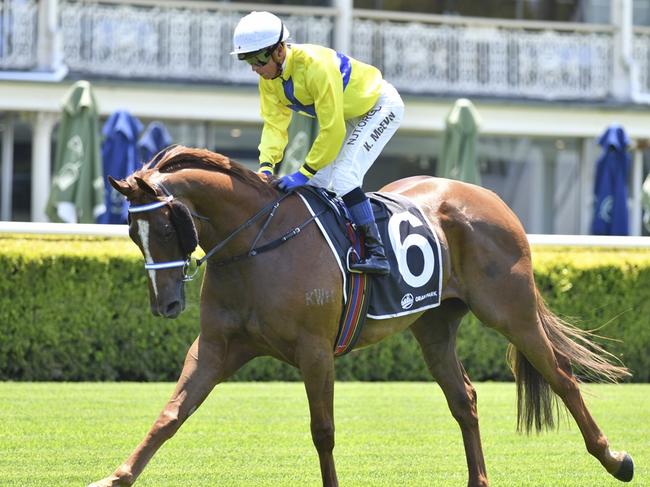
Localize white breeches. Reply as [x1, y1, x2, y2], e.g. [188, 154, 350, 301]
[308, 81, 404, 196]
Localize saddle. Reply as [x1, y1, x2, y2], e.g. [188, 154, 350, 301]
[296, 186, 443, 355]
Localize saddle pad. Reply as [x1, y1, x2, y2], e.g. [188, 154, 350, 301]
[297, 188, 443, 319]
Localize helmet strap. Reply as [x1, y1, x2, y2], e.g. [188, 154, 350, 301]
[270, 43, 284, 80]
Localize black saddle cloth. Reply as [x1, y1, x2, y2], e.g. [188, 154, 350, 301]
[296, 186, 443, 319]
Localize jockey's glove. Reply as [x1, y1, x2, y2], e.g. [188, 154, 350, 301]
[277, 171, 309, 192]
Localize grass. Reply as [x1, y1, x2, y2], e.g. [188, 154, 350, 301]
[0, 382, 647, 486]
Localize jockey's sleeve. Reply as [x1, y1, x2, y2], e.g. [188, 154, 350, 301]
[299, 59, 346, 178]
[258, 80, 293, 168]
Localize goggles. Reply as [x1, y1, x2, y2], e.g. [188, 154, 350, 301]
[238, 48, 274, 67]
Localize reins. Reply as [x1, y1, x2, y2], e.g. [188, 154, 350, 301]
[128, 186, 325, 280]
[195, 191, 290, 266]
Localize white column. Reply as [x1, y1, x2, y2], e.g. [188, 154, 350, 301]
[31, 112, 58, 222]
[1, 118, 15, 221]
[530, 148, 544, 233]
[579, 138, 597, 235]
[37, 0, 64, 72]
[610, 0, 634, 101]
[332, 0, 352, 53]
[630, 148, 643, 236]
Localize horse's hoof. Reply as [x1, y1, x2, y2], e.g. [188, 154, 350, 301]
[612, 453, 634, 482]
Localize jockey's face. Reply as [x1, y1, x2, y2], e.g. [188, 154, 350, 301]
[251, 44, 284, 80]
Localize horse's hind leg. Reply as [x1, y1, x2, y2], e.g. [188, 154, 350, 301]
[504, 308, 632, 481]
[467, 264, 632, 482]
[88, 334, 257, 487]
[410, 299, 489, 487]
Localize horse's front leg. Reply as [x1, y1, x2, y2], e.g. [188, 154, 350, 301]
[299, 343, 338, 487]
[88, 334, 256, 487]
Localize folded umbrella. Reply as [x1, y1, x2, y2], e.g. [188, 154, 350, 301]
[138, 121, 173, 165]
[46, 80, 104, 223]
[591, 124, 630, 236]
[438, 98, 482, 185]
[97, 110, 143, 224]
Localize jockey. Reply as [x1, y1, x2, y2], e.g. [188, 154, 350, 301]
[232, 11, 404, 275]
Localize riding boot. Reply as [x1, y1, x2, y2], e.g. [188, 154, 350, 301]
[350, 219, 391, 275]
[343, 188, 391, 275]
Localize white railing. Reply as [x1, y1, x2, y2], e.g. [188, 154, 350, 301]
[634, 27, 650, 97]
[0, 221, 128, 236]
[526, 234, 650, 248]
[2, 0, 647, 101]
[60, 0, 334, 83]
[2, 222, 650, 248]
[352, 10, 613, 100]
[0, 0, 38, 69]
[57, 1, 617, 100]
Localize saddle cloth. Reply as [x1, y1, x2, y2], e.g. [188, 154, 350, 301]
[297, 187, 443, 319]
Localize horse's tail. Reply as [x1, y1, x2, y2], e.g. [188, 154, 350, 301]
[507, 287, 630, 434]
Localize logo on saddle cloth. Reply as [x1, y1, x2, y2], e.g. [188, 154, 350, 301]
[297, 189, 443, 320]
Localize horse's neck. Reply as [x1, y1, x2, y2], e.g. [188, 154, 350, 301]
[168, 170, 277, 255]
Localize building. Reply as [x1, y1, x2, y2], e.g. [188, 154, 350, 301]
[1, 0, 649, 235]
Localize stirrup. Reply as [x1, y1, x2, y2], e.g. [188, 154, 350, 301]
[346, 247, 364, 274]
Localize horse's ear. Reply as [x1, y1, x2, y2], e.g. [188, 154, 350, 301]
[108, 176, 133, 196]
[134, 176, 158, 196]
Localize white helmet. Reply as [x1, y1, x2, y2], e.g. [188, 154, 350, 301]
[231, 11, 290, 55]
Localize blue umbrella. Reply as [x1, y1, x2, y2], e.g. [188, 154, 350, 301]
[138, 121, 172, 164]
[97, 110, 143, 224]
[591, 124, 630, 236]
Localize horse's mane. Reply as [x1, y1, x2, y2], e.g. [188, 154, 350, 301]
[143, 145, 276, 196]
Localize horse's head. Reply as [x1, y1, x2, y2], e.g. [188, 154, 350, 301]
[109, 174, 198, 318]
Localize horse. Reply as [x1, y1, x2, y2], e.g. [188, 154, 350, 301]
[89, 145, 633, 487]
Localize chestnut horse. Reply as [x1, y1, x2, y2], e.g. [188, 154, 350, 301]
[89, 146, 632, 487]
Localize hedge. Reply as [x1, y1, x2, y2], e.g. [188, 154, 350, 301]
[1, 234, 649, 382]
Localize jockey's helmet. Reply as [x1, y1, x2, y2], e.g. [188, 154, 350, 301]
[231, 11, 290, 63]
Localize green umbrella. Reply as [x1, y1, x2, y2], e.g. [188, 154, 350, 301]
[438, 98, 482, 185]
[46, 80, 104, 223]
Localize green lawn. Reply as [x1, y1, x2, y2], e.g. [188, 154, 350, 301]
[0, 382, 647, 486]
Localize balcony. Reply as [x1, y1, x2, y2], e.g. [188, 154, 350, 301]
[1, 0, 649, 103]
[0, 0, 38, 70]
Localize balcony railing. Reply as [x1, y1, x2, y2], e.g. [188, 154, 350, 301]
[0, 0, 38, 70]
[351, 11, 613, 100]
[634, 27, 650, 95]
[60, 0, 334, 83]
[2, 0, 650, 102]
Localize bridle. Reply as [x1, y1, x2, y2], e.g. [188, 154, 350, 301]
[127, 185, 324, 281]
